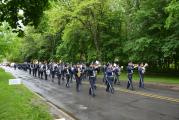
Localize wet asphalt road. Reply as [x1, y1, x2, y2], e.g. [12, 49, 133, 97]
[2, 67, 179, 120]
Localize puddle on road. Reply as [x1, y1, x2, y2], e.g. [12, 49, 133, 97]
[65, 92, 73, 95]
[79, 105, 88, 110]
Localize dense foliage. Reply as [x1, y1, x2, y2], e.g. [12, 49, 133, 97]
[0, 0, 179, 73]
[0, 0, 49, 28]
[0, 22, 21, 62]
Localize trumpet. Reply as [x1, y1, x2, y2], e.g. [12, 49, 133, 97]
[133, 64, 138, 68]
[144, 63, 149, 68]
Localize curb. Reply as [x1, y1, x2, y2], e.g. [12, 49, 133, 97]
[26, 85, 78, 120]
[1, 66, 77, 120]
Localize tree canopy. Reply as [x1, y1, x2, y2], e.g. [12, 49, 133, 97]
[0, 0, 49, 28]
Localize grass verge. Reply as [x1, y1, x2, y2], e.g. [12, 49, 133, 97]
[0, 68, 52, 120]
[120, 73, 179, 84]
[98, 72, 179, 84]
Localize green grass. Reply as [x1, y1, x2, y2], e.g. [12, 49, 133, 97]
[119, 73, 179, 84]
[98, 72, 179, 84]
[0, 68, 52, 120]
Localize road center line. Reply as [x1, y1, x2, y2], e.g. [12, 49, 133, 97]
[83, 82, 179, 103]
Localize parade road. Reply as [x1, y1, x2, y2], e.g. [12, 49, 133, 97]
[3, 67, 179, 120]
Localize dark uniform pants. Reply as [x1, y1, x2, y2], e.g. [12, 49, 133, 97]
[51, 71, 55, 82]
[40, 70, 43, 79]
[127, 74, 134, 90]
[139, 74, 144, 88]
[33, 69, 37, 77]
[44, 71, 48, 80]
[114, 73, 120, 84]
[29, 68, 31, 74]
[57, 73, 61, 85]
[89, 77, 96, 96]
[75, 76, 81, 92]
[70, 73, 73, 83]
[38, 69, 40, 78]
[106, 77, 114, 91]
[66, 74, 70, 88]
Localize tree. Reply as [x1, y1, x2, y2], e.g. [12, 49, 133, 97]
[6, 0, 178, 73]
[43, 0, 125, 62]
[0, 0, 49, 28]
[0, 21, 22, 61]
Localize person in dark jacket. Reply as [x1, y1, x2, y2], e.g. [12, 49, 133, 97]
[87, 64, 97, 97]
[74, 64, 82, 92]
[138, 63, 148, 88]
[105, 64, 114, 93]
[126, 61, 135, 90]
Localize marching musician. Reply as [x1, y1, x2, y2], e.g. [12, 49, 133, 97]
[138, 63, 148, 88]
[57, 63, 62, 85]
[43, 62, 48, 80]
[87, 63, 97, 97]
[70, 65, 75, 83]
[106, 64, 114, 92]
[113, 63, 121, 85]
[50, 62, 57, 82]
[39, 62, 44, 79]
[126, 61, 137, 90]
[64, 64, 71, 88]
[37, 62, 41, 78]
[32, 61, 38, 77]
[28, 62, 33, 75]
[74, 64, 82, 92]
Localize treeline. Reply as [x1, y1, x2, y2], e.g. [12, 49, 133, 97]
[0, 0, 179, 73]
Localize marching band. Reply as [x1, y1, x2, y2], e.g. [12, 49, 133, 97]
[15, 61, 148, 97]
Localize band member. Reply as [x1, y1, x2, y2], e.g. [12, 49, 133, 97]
[138, 63, 148, 88]
[113, 63, 121, 85]
[50, 62, 57, 82]
[46, 63, 51, 80]
[14, 63, 17, 70]
[87, 63, 97, 97]
[28, 62, 32, 75]
[102, 64, 107, 83]
[74, 64, 82, 92]
[43, 62, 48, 80]
[106, 64, 114, 93]
[126, 61, 136, 90]
[57, 64, 62, 85]
[37, 62, 40, 78]
[64, 65, 71, 88]
[81, 64, 86, 81]
[70, 65, 75, 83]
[32, 63, 38, 77]
[39, 62, 44, 79]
